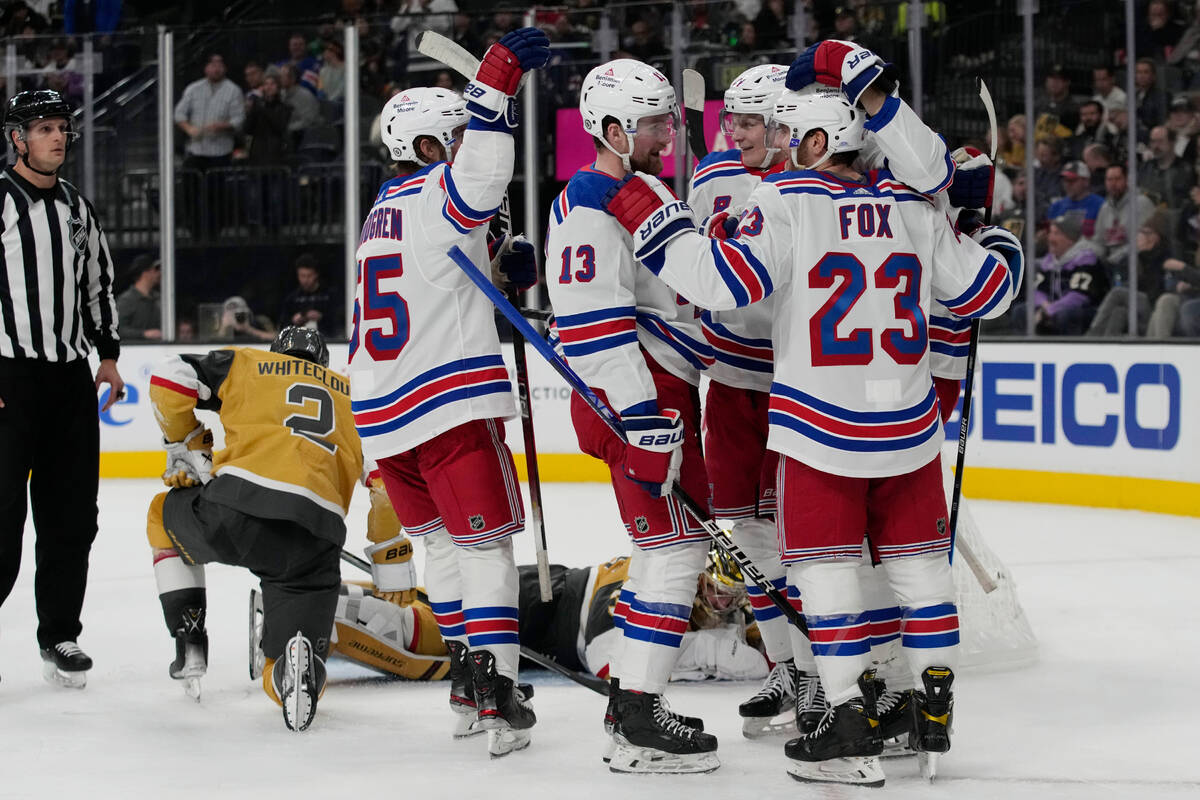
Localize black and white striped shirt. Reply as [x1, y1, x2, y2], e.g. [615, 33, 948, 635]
[0, 166, 120, 362]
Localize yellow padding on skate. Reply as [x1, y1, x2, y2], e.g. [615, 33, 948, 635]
[922, 711, 950, 725]
[263, 658, 281, 706]
[146, 492, 172, 549]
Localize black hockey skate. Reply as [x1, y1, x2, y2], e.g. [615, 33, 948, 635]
[785, 669, 885, 788]
[608, 688, 720, 774]
[909, 666, 954, 780]
[273, 631, 326, 732]
[877, 688, 914, 757]
[469, 650, 536, 758]
[603, 678, 704, 763]
[739, 659, 798, 739]
[40, 641, 92, 689]
[447, 640, 483, 739]
[169, 604, 208, 702]
[795, 669, 827, 734]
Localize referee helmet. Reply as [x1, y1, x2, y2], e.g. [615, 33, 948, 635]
[4, 89, 77, 144]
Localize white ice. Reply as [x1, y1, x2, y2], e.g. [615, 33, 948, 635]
[2, 479, 1198, 799]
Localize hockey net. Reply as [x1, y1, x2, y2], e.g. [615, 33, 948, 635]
[942, 466, 1039, 672]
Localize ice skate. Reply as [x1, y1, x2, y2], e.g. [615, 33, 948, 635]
[446, 641, 484, 739]
[273, 631, 326, 732]
[40, 641, 92, 689]
[795, 669, 826, 734]
[608, 688, 719, 774]
[169, 633, 208, 702]
[909, 666, 954, 780]
[469, 650, 535, 758]
[739, 659, 797, 739]
[603, 677, 703, 761]
[878, 688, 914, 758]
[784, 669, 885, 787]
[247, 589, 265, 680]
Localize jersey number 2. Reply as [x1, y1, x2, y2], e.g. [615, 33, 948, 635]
[809, 252, 927, 367]
[284, 384, 337, 454]
[352, 254, 410, 361]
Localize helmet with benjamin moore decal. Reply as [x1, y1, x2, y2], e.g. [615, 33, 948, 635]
[379, 87, 469, 166]
[579, 58, 678, 172]
[271, 326, 329, 367]
[721, 64, 788, 168]
[770, 85, 864, 170]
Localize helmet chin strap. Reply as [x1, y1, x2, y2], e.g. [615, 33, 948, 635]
[598, 131, 634, 174]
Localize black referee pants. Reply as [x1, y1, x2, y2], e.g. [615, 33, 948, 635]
[0, 357, 100, 650]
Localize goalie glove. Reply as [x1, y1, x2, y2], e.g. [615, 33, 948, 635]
[622, 408, 684, 499]
[364, 533, 418, 607]
[162, 424, 213, 488]
[603, 172, 696, 274]
[464, 26, 551, 129]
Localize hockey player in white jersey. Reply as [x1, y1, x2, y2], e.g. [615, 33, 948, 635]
[348, 26, 549, 758]
[602, 76, 1022, 785]
[544, 58, 719, 774]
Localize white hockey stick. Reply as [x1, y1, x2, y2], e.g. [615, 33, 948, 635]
[414, 29, 553, 603]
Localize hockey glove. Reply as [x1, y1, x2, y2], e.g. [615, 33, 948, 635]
[787, 40, 897, 107]
[162, 424, 214, 488]
[495, 234, 539, 291]
[365, 533, 418, 607]
[702, 210, 741, 240]
[603, 172, 696, 274]
[970, 225, 1025, 301]
[464, 26, 550, 128]
[622, 409, 684, 499]
[947, 146, 995, 211]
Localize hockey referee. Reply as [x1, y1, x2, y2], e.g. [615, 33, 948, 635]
[0, 89, 125, 688]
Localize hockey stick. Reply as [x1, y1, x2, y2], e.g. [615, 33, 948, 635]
[339, 549, 608, 693]
[447, 244, 810, 637]
[947, 79, 998, 593]
[682, 68, 708, 160]
[417, 29, 553, 603]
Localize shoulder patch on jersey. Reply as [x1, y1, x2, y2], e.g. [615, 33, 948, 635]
[564, 166, 620, 213]
[374, 163, 438, 205]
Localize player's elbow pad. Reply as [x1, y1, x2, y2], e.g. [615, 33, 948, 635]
[972, 225, 1024, 303]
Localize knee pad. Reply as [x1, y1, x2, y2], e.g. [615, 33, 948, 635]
[788, 559, 865, 617]
[630, 541, 707, 606]
[147, 492, 174, 550]
[884, 553, 955, 609]
[733, 517, 782, 573]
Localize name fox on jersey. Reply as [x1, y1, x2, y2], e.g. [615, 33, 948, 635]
[256, 358, 349, 396]
[360, 207, 403, 245]
[837, 202, 894, 240]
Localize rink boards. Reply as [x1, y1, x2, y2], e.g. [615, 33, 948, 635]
[96, 341, 1199, 517]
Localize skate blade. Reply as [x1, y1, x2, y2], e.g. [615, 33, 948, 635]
[880, 736, 913, 759]
[183, 676, 202, 702]
[787, 756, 886, 788]
[608, 743, 720, 775]
[742, 709, 798, 739]
[248, 589, 265, 680]
[42, 661, 86, 689]
[601, 736, 616, 764]
[488, 728, 531, 758]
[918, 751, 940, 780]
[282, 637, 315, 732]
[452, 712, 486, 739]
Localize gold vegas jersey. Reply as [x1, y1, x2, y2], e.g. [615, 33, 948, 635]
[150, 348, 362, 544]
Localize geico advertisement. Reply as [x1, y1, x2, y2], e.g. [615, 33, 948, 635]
[98, 341, 1194, 483]
[939, 342, 1191, 482]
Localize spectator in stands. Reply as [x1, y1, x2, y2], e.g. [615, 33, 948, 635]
[1088, 212, 1171, 336]
[433, 69, 455, 90]
[174, 54, 245, 172]
[1093, 64, 1127, 110]
[245, 71, 290, 165]
[1137, 0, 1185, 64]
[279, 63, 320, 150]
[1017, 212, 1110, 335]
[393, 0, 459, 53]
[1036, 64, 1080, 130]
[1082, 143, 1114, 194]
[318, 39, 346, 103]
[278, 254, 341, 337]
[116, 255, 161, 341]
[1048, 161, 1105, 237]
[63, 0, 120, 33]
[996, 170, 1029, 239]
[624, 17, 665, 61]
[1142, 124, 1195, 209]
[1147, 248, 1200, 336]
[244, 60, 265, 100]
[2, 1, 47, 36]
[278, 32, 320, 95]
[177, 318, 196, 342]
[1165, 94, 1200, 161]
[216, 296, 274, 343]
[733, 20, 759, 53]
[1170, 0, 1200, 87]
[754, 0, 789, 49]
[1092, 162, 1157, 267]
[1001, 114, 1026, 168]
[1071, 99, 1118, 158]
[1135, 57, 1170, 134]
[1033, 136, 1066, 217]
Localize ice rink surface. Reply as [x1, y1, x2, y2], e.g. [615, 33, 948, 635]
[2, 479, 1198, 799]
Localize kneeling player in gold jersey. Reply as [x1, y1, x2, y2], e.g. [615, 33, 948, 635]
[145, 327, 361, 732]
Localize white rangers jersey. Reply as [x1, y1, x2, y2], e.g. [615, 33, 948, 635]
[689, 94, 957, 393]
[545, 164, 712, 415]
[652, 167, 1014, 478]
[349, 129, 516, 458]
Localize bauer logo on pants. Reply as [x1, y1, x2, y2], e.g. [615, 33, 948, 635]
[469, 514, 485, 531]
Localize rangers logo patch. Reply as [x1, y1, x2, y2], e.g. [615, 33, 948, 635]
[469, 514, 485, 531]
[68, 215, 87, 254]
[936, 518, 947, 535]
[634, 516, 649, 534]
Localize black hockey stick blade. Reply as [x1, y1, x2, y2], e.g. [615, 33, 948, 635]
[682, 68, 708, 160]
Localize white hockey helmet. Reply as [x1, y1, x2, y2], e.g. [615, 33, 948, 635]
[770, 85, 865, 170]
[379, 87, 468, 166]
[721, 64, 787, 168]
[579, 58, 678, 172]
